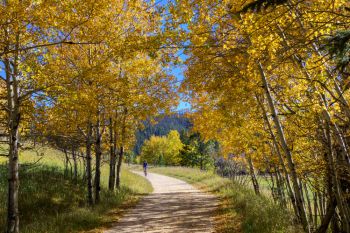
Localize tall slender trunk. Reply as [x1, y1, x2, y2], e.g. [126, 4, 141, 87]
[277, 20, 350, 230]
[256, 94, 298, 215]
[313, 192, 318, 227]
[116, 146, 124, 189]
[116, 107, 127, 189]
[5, 42, 20, 233]
[268, 168, 276, 200]
[6, 94, 20, 233]
[258, 62, 310, 232]
[322, 113, 349, 232]
[108, 118, 116, 191]
[275, 167, 287, 207]
[72, 148, 78, 184]
[94, 116, 102, 203]
[6, 106, 20, 233]
[86, 122, 93, 205]
[247, 156, 260, 195]
[64, 148, 69, 177]
[302, 183, 313, 227]
[318, 191, 325, 219]
[82, 152, 86, 182]
[315, 198, 337, 233]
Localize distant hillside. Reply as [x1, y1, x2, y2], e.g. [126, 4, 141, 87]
[133, 114, 192, 155]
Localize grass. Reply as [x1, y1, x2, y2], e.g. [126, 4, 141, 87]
[0, 146, 152, 233]
[150, 166, 302, 233]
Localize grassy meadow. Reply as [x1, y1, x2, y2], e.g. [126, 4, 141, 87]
[150, 166, 302, 233]
[0, 146, 152, 233]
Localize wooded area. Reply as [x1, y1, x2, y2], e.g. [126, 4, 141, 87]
[0, 0, 349, 233]
[0, 1, 177, 232]
[179, 1, 350, 233]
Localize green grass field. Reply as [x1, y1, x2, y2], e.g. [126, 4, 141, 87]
[149, 166, 302, 233]
[0, 146, 152, 233]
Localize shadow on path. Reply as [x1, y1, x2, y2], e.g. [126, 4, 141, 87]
[105, 172, 218, 233]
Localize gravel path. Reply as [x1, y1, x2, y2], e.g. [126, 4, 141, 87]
[105, 171, 218, 233]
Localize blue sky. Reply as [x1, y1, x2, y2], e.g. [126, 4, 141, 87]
[170, 51, 191, 111]
[178, 100, 191, 110]
[169, 64, 191, 111]
[155, 0, 191, 111]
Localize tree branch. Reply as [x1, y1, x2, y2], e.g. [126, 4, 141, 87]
[0, 40, 102, 57]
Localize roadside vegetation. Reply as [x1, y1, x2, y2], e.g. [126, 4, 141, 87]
[139, 130, 218, 169]
[1, 1, 349, 232]
[176, 1, 350, 232]
[150, 166, 302, 233]
[0, 147, 152, 233]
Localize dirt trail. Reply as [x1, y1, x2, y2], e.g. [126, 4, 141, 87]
[105, 171, 218, 233]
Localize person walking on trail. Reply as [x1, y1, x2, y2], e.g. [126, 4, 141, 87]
[143, 160, 148, 176]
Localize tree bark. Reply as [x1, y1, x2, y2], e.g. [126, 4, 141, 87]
[64, 148, 69, 178]
[277, 22, 350, 229]
[82, 152, 86, 182]
[72, 148, 78, 184]
[302, 182, 313, 227]
[116, 107, 127, 189]
[94, 116, 102, 203]
[116, 146, 124, 189]
[256, 94, 298, 215]
[258, 62, 310, 232]
[5, 47, 20, 233]
[313, 192, 318, 228]
[275, 167, 287, 207]
[6, 102, 20, 233]
[247, 156, 260, 195]
[6, 110, 20, 233]
[86, 122, 93, 205]
[315, 198, 337, 233]
[322, 113, 350, 233]
[108, 118, 116, 191]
